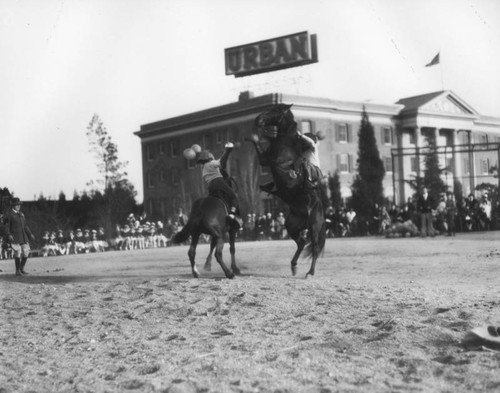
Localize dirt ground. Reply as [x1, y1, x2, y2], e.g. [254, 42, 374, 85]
[2, 232, 500, 393]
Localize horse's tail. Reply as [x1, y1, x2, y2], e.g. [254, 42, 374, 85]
[172, 198, 206, 244]
[303, 198, 327, 260]
[303, 221, 326, 260]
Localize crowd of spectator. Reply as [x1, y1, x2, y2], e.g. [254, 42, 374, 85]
[323, 191, 495, 238]
[0, 191, 498, 260]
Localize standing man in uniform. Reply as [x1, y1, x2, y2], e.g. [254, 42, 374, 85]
[417, 187, 436, 237]
[3, 197, 36, 275]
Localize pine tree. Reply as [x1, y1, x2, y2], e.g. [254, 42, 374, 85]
[350, 107, 386, 222]
[328, 170, 342, 209]
[423, 135, 447, 201]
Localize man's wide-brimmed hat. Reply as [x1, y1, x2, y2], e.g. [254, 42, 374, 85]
[197, 151, 215, 163]
[10, 197, 22, 205]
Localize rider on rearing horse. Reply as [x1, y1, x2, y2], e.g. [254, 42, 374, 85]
[197, 143, 243, 227]
[297, 131, 322, 188]
[260, 130, 323, 194]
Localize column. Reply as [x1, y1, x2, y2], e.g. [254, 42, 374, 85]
[414, 127, 422, 178]
[395, 128, 404, 204]
[451, 129, 459, 181]
[468, 130, 475, 193]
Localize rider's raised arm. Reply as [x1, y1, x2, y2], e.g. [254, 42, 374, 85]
[219, 142, 234, 171]
[298, 132, 316, 150]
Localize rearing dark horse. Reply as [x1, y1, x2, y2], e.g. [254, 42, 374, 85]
[246, 104, 326, 277]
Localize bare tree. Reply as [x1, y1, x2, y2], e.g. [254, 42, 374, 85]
[86, 114, 136, 231]
[86, 114, 128, 192]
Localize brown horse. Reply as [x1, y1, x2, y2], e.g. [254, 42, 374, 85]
[172, 196, 240, 279]
[246, 104, 326, 277]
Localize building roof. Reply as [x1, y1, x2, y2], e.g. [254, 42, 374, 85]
[395, 90, 481, 118]
[395, 91, 446, 114]
[135, 92, 402, 139]
[135, 90, 500, 140]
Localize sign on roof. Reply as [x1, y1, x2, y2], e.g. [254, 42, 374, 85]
[224, 31, 318, 78]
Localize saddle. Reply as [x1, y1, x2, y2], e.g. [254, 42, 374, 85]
[209, 190, 230, 215]
[208, 177, 241, 219]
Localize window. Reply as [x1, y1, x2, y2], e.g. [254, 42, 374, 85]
[410, 157, 418, 172]
[187, 159, 196, 169]
[231, 126, 240, 143]
[463, 158, 470, 175]
[384, 156, 393, 172]
[382, 127, 392, 145]
[445, 157, 453, 172]
[409, 131, 416, 145]
[159, 142, 165, 155]
[337, 153, 351, 173]
[171, 167, 180, 185]
[147, 172, 155, 188]
[147, 144, 154, 161]
[336, 124, 348, 143]
[301, 120, 312, 134]
[480, 159, 489, 175]
[169, 139, 180, 158]
[203, 134, 213, 151]
[479, 134, 488, 144]
[216, 128, 230, 144]
[159, 169, 166, 182]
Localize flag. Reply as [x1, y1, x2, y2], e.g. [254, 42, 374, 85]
[425, 52, 440, 67]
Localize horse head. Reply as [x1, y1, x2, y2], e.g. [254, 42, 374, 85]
[254, 104, 297, 138]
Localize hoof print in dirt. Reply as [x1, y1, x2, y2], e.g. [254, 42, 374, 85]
[167, 381, 198, 393]
[137, 364, 160, 375]
[119, 379, 146, 390]
[211, 329, 233, 337]
[433, 307, 451, 314]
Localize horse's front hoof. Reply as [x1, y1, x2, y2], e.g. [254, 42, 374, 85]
[291, 266, 297, 276]
[232, 267, 241, 276]
[192, 268, 200, 278]
[305, 271, 314, 279]
[226, 272, 235, 279]
[204, 263, 212, 272]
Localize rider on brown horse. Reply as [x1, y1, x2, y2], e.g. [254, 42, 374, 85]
[260, 131, 323, 195]
[197, 143, 243, 227]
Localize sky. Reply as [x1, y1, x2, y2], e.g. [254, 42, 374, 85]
[2, 0, 500, 203]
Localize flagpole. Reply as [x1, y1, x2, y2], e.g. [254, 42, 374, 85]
[440, 49, 444, 90]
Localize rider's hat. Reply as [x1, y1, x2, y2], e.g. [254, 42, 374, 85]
[197, 151, 214, 164]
